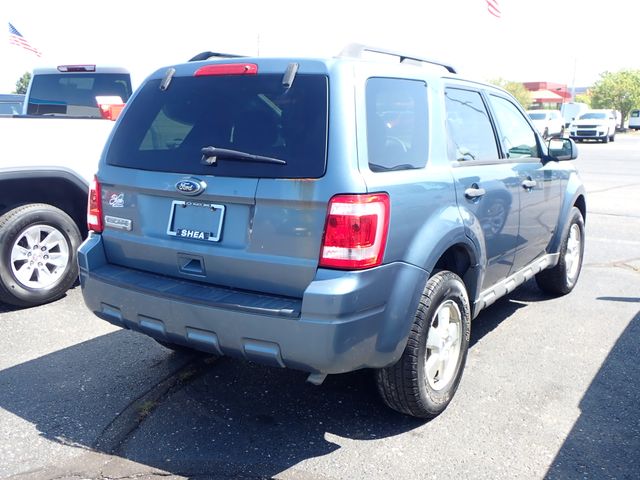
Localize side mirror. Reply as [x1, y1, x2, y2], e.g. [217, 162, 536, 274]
[547, 137, 578, 161]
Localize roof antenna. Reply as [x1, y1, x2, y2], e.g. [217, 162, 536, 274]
[282, 63, 299, 89]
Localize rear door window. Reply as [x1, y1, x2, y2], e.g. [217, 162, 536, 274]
[106, 74, 328, 178]
[27, 74, 132, 117]
[366, 78, 428, 171]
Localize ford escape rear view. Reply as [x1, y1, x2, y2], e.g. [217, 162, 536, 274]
[79, 45, 586, 419]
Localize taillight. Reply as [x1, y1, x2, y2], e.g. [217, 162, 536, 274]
[87, 176, 103, 233]
[96, 95, 125, 121]
[319, 193, 390, 270]
[194, 63, 258, 76]
[98, 103, 125, 121]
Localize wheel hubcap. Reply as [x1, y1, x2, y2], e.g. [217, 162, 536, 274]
[565, 224, 582, 284]
[10, 224, 70, 290]
[425, 300, 463, 391]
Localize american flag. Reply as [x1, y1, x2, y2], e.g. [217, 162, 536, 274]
[486, 0, 501, 18]
[8, 22, 42, 57]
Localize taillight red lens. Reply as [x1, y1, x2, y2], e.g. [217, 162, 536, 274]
[194, 63, 258, 76]
[87, 176, 103, 232]
[319, 193, 390, 270]
[98, 103, 125, 121]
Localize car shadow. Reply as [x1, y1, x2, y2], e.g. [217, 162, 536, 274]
[0, 330, 193, 452]
[545, 311, 640, 479]
[0, 281, 81, 314]
[113, 356, 426, 478]
[0, 329, 423, 478]
[0, 279, 563, 479]
[470, 278, 545, 348]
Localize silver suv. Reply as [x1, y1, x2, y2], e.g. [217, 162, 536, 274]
[79, 45, 586, 418]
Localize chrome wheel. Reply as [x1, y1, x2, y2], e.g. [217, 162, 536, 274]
[10, 224, 70, 290]
[425, 299, 463, 391]
[565, 223, 582, 284]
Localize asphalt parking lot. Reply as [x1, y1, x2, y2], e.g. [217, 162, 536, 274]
[1, 133, 639, 480]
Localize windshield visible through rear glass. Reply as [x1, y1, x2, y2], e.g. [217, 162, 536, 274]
[27, 74, 131, 117]
[106, 74, 329, 178]
[579, 112, 607, 120]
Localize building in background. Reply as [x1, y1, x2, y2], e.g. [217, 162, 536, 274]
[523, 81, 571, 109]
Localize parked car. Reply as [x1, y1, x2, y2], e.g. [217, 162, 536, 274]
[0, 65, 131, 307]
[561, 102, 589, 128]
[568, 109, 617, 143]
[79, 44, 586, 419]
[629, 109, 640, 130]
[0, 93, 24, 115]
[613, 110, 622, 129]
[526, 109, 564, 138]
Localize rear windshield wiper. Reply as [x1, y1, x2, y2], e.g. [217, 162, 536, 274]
[201, 146, 287, 166]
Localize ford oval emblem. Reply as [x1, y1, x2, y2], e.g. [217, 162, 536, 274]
[175, 178, 206, 196]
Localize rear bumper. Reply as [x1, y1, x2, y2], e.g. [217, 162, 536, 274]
[78, 234, 427, 374]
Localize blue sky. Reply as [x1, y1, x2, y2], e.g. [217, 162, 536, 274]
[2, 0, 638, 92]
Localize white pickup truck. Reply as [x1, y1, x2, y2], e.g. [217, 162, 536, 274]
[0, 65, 131, 307]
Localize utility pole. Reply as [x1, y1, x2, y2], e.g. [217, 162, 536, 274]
[570, 57, 577, 101]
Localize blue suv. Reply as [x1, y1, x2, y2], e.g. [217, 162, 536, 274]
[79, 45, 586, 418]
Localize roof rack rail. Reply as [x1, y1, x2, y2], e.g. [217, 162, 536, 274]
[189, 51, 246, 62]
[338, 43, 457, 74]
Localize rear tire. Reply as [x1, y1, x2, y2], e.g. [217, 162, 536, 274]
[375, 271, 471, 418]
[0, 204, 81, 307]
[535, 207, 584, 295]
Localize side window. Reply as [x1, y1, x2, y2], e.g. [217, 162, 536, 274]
[489, 95, 540, 159]
[366, 78, 428, 172]
[445, 88, 499, 162]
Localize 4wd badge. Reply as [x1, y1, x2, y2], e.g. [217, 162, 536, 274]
[175, 178, 206, 196]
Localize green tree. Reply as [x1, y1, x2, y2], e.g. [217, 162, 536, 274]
[13, 71, 31, 94]
[489, 78, 532, 108]
[574, 92, 592, 107]
[590, 69, 640, 128]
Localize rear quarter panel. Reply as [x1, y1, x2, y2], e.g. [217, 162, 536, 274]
[352, 67, 476, 277]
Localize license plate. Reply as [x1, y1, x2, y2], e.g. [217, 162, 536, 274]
[166, 200, 225, 242]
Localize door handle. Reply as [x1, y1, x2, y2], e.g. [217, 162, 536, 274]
[464, 184, 486, 199]
[522, 179, 537, 190]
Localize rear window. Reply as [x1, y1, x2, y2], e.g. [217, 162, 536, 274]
[528, 112, 546, 120]
[631, 110, 639, 118]
[27, 73, 132, 117]
[366, 77, 428, 171]
[106, 74, 328, 178]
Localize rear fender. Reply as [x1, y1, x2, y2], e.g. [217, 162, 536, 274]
[402, 204, 483, 304]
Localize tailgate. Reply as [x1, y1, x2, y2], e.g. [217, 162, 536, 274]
[99, 171, 325, 298]
[98, 65, 329, 298]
